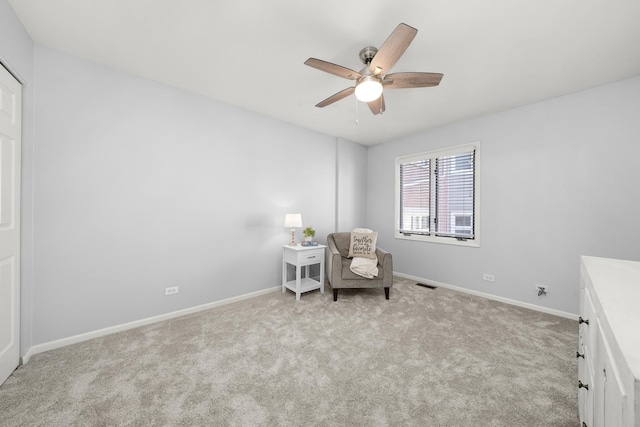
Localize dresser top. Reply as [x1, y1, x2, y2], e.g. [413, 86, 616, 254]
[582, 256, 640, 380]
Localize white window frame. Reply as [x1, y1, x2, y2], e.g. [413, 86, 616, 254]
[394, 142, 481, 247]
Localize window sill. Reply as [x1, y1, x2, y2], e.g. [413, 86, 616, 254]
[394, 231, 480, 248]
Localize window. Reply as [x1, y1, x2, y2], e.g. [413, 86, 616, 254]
[395, 143, 480, 247]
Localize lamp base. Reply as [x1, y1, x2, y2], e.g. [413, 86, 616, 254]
[289, 228, 296, 246]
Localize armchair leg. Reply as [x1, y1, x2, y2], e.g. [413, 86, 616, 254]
[384, 287, 390, 300]
[333, 289, 338, 301]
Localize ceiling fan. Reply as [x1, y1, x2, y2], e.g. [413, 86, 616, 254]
[304, 23, 443, 115]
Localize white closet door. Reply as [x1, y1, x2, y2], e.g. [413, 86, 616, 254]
[0, 63, 22, 386]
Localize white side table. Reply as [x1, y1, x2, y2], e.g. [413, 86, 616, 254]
[282, 244, 326, 301]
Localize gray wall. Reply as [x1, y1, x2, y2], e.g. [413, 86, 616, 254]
[367, 76, 640, 314]
[336, 139, 368, 231]
[29, 46, 366, 346]
[1, 0, 35, 355]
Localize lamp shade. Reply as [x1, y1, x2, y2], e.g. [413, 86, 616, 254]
[355, 76, 383, 102]
[284, 213, 302, 228]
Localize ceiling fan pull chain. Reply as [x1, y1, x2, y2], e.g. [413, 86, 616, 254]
[355, 96, 359, 125]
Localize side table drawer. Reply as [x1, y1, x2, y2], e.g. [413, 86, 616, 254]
[283, 248, 323, 266]
[298, 250, 323, 266]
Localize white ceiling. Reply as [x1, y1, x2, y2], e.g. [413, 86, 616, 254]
[8, 0, 640, 145]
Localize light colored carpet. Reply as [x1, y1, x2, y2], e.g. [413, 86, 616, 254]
[0, 277, 578, 426]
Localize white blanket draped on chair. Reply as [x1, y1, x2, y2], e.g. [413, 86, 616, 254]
[350, 256, 378, 278]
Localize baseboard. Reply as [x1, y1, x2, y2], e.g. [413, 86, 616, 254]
[21, 286, 280, 364]
[394, 272, 578, 321]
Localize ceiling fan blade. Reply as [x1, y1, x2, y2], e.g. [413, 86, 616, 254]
[304, 58, 361, 80]
[367, 94, 385, 115]
[383, 72, 444, 89]
[315, 87, 355, 108]
[368, 23, 417, 76]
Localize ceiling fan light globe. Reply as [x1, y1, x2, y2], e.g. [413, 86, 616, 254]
[355, 76, 383, 102]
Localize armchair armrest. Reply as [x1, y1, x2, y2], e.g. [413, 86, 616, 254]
[375, 247, 393, 287]
[326, 237, 343, 287]
[375, 246, 389, 261]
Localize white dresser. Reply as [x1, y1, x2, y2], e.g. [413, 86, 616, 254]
[579, 256, 640, 427]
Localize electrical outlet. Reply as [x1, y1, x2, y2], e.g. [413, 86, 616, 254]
[482, 273, 495, 282]
[165, 286, 179, 296]
[536, 285, 548, 296]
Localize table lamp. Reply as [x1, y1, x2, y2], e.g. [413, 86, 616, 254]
[284, 213, 302, 246]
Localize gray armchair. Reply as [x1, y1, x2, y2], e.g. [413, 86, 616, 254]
[326, 232, 393, 301]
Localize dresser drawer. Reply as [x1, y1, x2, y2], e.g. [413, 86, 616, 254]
[580, 287, 597, 356]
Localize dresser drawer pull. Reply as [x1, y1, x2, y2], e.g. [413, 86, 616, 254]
[306, 255, 317, 259]
[578, 317, 589, 325]
[576, 351, 585, 359]
[578, 380, 589, 390]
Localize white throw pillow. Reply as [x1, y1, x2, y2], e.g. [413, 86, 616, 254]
[348, 229, 378, 259]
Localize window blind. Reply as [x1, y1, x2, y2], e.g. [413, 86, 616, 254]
[435, 151, 475, 239]
[399, 159, 430, 234]
[398, 148, 475, 240]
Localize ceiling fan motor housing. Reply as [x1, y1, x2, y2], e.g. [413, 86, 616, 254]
[359, 46, 378, 65]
